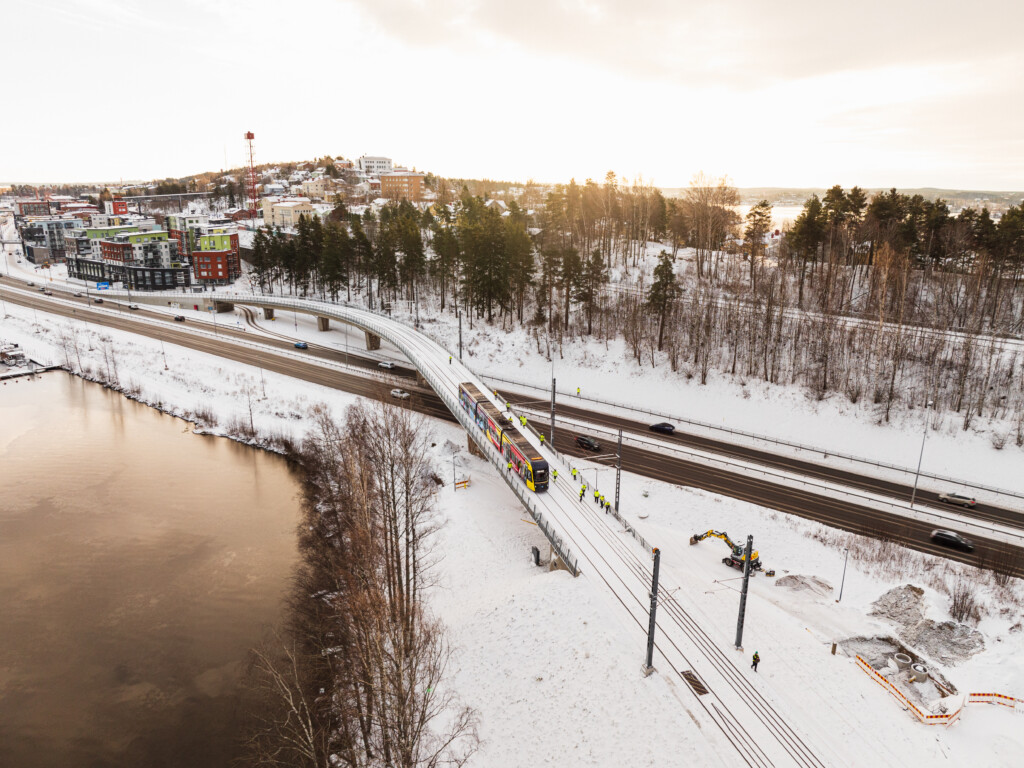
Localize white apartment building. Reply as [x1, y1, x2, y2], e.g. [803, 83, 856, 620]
[357, 155, 393, 177]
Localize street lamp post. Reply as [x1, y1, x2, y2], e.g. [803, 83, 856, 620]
[909, 400, 934, 508]
[836, 547, 849, 602]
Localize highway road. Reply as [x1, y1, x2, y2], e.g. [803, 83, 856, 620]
[3, 278, 1022, 580]
[513, 393, 1024, 529]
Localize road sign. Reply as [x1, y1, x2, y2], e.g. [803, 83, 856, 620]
[96, 282, 110, 290]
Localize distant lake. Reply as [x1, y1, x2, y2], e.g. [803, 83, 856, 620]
[734, 204, 805, 229]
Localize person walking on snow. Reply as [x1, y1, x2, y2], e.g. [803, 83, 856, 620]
[571, 467, 577, 480]
[593, 488, 600, 503]
[579, 483, 587, 501]
[449, 355, 452, 364]
[751, 652, 760, 672]
[539, 434, 545, 444]
[576, 387, 580, 396]
[552, 469, 558, 481]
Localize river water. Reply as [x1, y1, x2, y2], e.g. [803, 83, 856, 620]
[0, 373, 301, 767]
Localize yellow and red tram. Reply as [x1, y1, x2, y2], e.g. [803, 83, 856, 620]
[458, 382, 549, 492]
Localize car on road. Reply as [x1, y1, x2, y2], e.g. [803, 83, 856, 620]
[390, 388, 411, 400]
[173, 315, 186, 322]
[378, 361, 397, 370]
[938, 492, 977, 508]
[294, 341, 309, 349]
[73, 292, 83, 297]
[930, 529, 975, 552]
[43, 290, 53, 296]
[575, 435, 601, 452]
[649, 422, 676, 435]
[93, 297, 104, 304]
[128, 303, 139, 310]
[25, 281, 35, 287]
[37, 286, 47, 292]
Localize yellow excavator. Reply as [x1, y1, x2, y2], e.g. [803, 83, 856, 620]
[689, 530, 774, 576]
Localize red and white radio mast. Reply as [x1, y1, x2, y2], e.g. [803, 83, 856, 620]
[244, 131, 258, 223]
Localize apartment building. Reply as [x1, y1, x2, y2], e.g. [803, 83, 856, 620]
[380, 171, 425, 202]
[356, 155, 393, 177]
[192, 228, 241, 285]
[66, 230, 192, 291]
[261, 196, 315, 229]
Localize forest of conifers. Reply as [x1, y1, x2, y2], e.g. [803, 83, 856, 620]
[248, 174, 1024, 442]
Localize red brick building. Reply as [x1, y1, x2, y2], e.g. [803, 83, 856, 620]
[17, 200, 51, 217]
[100, 239, 132, 263]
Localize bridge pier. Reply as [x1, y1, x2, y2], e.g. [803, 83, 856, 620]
[416, 370, 429, 388]
[317, 316, 330, 332]
[549, 548, 574, 574]
[263, 308, 275, 320]
[364, 331, 381, 350]
[213, 301, 234, 313]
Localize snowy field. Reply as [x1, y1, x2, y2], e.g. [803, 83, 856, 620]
[2, 298, 1021, 767]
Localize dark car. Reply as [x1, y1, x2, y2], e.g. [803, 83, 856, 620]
[930, 529, 974, 552]
[43, 290, 53, 295]
[173, 315, 186, 322]
[26, 281, 35, 287]
[294, 341, 309, 350]
[93, 297, 104, 304]
[575, 435, 601, 452]
[938, 492, 977, 508]
[649, 422, 675, 435]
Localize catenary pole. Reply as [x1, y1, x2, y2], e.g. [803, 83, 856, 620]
[735, 535, 753, 649]
[550, 377, 556, 446]
[615, 428, 622, 512]
[643, 547, 661, 675]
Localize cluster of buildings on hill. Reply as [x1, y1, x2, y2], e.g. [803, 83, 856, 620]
[242, 154, 429, 229]
[5, 196, 240, 292]
[1, 153, 438, 292]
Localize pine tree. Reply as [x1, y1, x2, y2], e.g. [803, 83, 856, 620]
[646, 251, 678, 351]
[743, 200, 772, 292]
[575, 249, 608, 335]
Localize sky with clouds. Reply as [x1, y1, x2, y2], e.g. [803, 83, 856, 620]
[3, 0, 1022, 189]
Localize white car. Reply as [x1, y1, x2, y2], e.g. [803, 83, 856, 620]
[378, 361, 397, 370]
[390, 388, 410, 400]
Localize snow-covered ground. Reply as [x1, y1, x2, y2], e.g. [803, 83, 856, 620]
[400, 305, 1024, 498]
[3, 299, 1021, 767]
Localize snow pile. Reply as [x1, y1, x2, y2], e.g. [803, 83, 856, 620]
[774, 574, 833, 596]
[871, 585, 985, 665]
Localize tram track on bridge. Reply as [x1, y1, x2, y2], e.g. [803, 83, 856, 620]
[375, 320, 830, 767]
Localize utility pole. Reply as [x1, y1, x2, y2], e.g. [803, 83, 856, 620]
[836, 547, 849, 603]
[550, 377, 556, 446]
[735, 535, 753, 650]
[909, 400, 933, 508]
[615, 428, 622, 512]
[643, 547, 661, 676]
[458, 310, 463, 361]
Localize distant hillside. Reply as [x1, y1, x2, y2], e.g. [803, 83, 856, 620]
[661, 186, 1024, 208]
